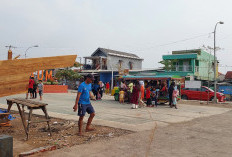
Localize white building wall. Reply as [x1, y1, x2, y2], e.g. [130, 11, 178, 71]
[107, 55, 142, 70]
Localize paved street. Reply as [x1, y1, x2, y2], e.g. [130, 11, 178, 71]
[0, 93, 230, 131]
[42, 109, 232, 157]
[1, 93, 232, 157]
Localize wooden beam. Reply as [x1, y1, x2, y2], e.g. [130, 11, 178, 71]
[0, 55, 77, 97]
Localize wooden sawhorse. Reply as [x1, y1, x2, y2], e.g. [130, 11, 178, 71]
[6, 98, 52, 140]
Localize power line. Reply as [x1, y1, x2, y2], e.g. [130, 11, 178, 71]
[133, 32, 213, 52]
[157, 33, 213, 47]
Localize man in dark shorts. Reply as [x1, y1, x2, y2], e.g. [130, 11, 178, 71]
[73, 74, 96, 136]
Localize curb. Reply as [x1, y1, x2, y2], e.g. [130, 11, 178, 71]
[19, 145, 56, 157]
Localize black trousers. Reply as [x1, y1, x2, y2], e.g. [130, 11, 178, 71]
[93, 90, 98, 99]
[99, 88, 103, 98]
[147, 98, 152, 106]
[32, 89, 37, 98]
[169, 95, 173, 106]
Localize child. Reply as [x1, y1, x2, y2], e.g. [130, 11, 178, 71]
[119, 89, 125, 104]
[172, 86, 179, 109]
[38, 80, 43, 101]
[105, 82, 110, 95]
[146, 86, 151, 107]
[151, 87, 158, 107]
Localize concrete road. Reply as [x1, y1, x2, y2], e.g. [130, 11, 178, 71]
[42, 110, 232, 157]
[1, 93, 232, 157]
[0, 93, 230, 131]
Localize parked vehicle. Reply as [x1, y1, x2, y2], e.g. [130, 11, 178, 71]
[181, 86, 225, 102]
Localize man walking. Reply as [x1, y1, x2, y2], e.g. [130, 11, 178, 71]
[168, 82, 175, 107]
[73, 74, 96, 136]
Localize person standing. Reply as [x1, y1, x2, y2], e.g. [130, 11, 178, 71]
[172, 86, 179, 109]
[99, 81, 104, 98]
[105, 82, 110, 95]
[32, 79, 38, 99]
[73, 74, 96, 136]
[151, 87, 158, 107]
[92, 82, 99, 100]
[139, 81, 145, 101]
[38, 80, 43, 101]
[131, 81, 140, 109]
[160, 83, 168, 97]
[146, 86, 152, 107]
[26, 76, 34, 99]
[128, 81, 133, 103]
[119, 89, 125, 104]
[168, 82, 175, 107]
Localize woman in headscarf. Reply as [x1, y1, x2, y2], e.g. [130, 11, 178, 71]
[131, 81, 140, 109]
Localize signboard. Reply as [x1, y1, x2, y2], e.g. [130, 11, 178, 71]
[185, 81, 201, 88]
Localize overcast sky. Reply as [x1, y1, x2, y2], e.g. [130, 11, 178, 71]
[0, 0, 232, 73]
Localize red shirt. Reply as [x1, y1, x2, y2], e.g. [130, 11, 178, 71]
[29, 79, 34, 89]
[106, 83, 110, 89]
[161, 86, 167, 92]
[146, 89, 151, 99]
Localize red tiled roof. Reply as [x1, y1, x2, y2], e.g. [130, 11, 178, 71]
[225, 71, 232, 79]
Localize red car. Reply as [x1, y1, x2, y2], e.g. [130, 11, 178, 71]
[181, 86, 225, 102]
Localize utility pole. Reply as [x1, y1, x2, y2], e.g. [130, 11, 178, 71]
[213, 21, 224, 103]
[5, 45, 17, 60]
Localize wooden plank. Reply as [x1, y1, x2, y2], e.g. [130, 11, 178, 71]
[0, 113, 10, 115]
[0, 55, 77, 97]
[14, 98, 48, 106]
[8, 99, 42, 108]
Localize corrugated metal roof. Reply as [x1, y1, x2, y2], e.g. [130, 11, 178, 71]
[225, 71, 232, 79]
[163, 53, 197, 60]
[122, 75, 182, 80]
[92, 48, 143, 60]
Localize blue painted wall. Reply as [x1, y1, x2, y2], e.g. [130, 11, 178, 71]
[100, 72, 118, 84]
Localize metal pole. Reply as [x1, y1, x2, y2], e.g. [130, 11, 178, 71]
[213, 21, 224, 103]
[213, 23, 217, 103]
[80, 57, 82, 70]
[111, 67, 114, 91]
[24, 45, 39, 59]
[25, 47, 31, 59]
[207, 50, 210, 104]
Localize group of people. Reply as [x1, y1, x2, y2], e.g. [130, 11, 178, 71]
[92, 81, 110, 100]
[118, 80, 179, 109]
[26, 76, 44, 101]
[72, 75, 180, 136]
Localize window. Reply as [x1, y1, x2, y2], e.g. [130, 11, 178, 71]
[176, 62, 179, 71]
[118, 60, 123, 69]
[201, 88, 207, 92]
[189, 88, 199, 91]
[129, 61, 133, 70]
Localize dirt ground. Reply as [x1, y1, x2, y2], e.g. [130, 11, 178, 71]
[0, 111, 132, 156]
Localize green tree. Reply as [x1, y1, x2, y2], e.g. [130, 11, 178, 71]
[159, 59, 178, 71]
[73, 61, 82, 68]
[55, 69, 82, 84]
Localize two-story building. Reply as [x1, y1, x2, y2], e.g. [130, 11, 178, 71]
[83, 47, 143, 71]
[159, 49, 217, 81]
[82, 47, 143, 83]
